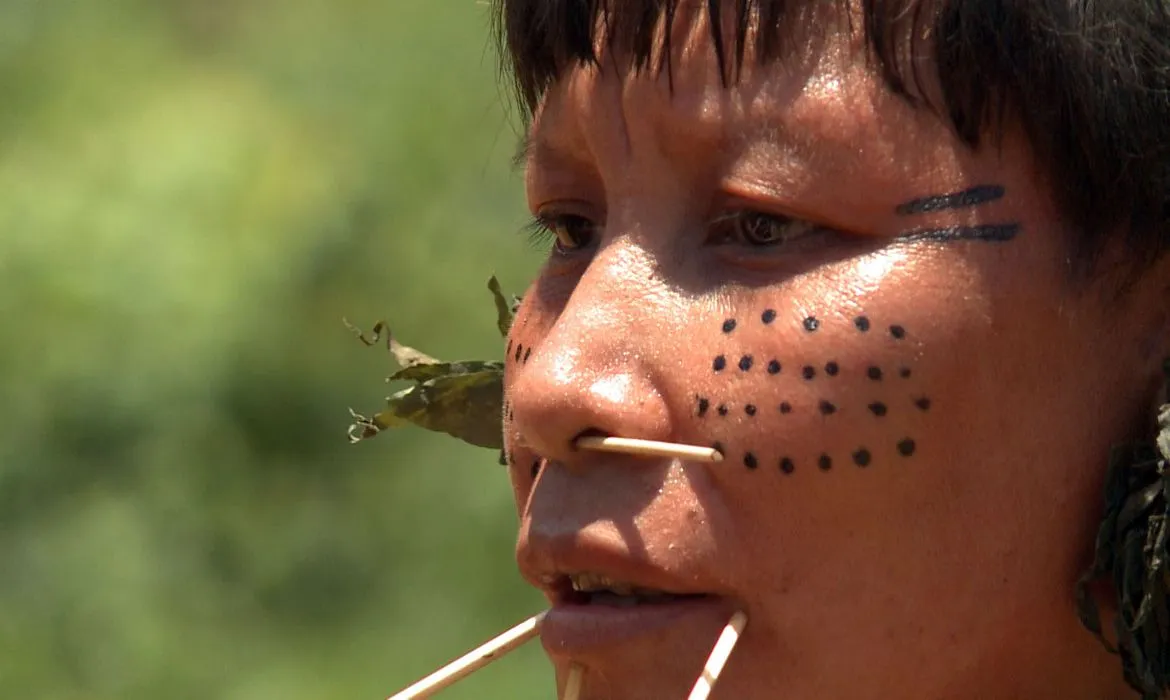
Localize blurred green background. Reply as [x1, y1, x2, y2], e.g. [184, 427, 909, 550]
[0, 1, 551, 698]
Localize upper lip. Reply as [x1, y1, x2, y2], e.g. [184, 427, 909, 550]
[518, 531, 726, 605]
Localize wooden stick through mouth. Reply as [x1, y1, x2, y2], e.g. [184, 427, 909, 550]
[575, 435, 724, 463]
[563, 663, 585, 700]
[686, 610, 748, 700]
[386, 611, 544, 699]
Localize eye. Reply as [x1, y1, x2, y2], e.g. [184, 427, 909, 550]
[710, 209, 821, 249]
[523, 212, 598, 254]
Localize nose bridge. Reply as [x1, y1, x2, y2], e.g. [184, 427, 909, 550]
[509, 240, 676, 462]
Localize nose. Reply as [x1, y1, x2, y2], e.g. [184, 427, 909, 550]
[508, 243, 677, 465]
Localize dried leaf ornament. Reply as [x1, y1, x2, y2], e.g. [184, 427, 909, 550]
[344, 277, 515, 453]
[1077, 361, 1170, 699]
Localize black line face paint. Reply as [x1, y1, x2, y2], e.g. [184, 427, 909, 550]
[514, 344, 524, 362]
[522, 347, 532, 364]
[895, 185, 1005, 215]
[739, 355, 754, 371]
[744, 452, 758, 470]
[767, 359, 782, 375]
[897, 224, 1019, 243]
[713, 355, 727, 372]
[723, 319, 737, 333]
[531, 459, 541, 478]
[780, 457, 795, 474]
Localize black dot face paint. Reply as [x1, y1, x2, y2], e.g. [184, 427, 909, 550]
[703, 313, 926, 474]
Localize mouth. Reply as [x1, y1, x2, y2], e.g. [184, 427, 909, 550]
[555, 572, 712, 606]
[537, 571, 731, 656]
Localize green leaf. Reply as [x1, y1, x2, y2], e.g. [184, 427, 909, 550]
[342, 318, 439, 368]
[348, 366, 504, 449]
[388, 360, 505, 384]
[487, 275, 514, 338]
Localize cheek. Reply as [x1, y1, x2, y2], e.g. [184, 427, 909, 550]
[690, 308, 930, 477]
[502, 292, 545, 508]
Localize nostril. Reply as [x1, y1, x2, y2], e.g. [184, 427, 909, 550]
[569, 427, 611, 452]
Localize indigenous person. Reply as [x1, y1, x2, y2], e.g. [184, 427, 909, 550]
[494, 1, 1170, 698]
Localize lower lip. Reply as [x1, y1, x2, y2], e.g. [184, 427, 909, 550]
[539, 597, 732, 655]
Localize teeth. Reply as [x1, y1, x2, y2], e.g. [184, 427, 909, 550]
[567, 573, 667, 597]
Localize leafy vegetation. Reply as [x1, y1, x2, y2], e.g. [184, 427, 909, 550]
[0, 2, 549, 698]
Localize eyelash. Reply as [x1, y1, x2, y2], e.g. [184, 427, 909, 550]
[521, 209, 827, 255]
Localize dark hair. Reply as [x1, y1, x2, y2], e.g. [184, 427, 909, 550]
[491, 0, 1170, 276]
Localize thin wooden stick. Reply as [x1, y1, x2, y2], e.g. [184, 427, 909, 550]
[686, 611, 748, 700]
[575, 436, 724, 463]
[563, 663, 584, 700]
[387, 612, 545, 700]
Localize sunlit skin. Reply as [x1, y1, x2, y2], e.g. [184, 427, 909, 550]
[500, 4, 1167, 699]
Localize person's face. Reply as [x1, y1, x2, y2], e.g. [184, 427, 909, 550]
[501, 6, 1158, 699]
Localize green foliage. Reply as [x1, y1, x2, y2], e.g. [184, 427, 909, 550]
[0, 3, 548, 699]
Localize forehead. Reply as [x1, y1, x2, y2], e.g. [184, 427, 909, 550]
[523, 0, 898, 167]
